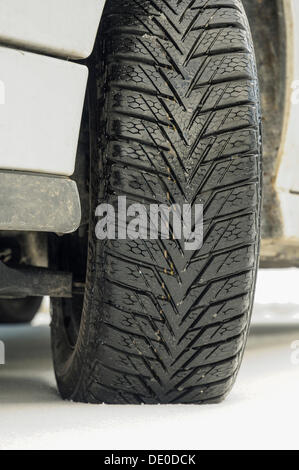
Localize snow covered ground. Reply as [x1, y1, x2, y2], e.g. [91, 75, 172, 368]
[0, 269, 299, 450]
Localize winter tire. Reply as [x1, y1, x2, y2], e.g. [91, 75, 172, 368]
[51, 0, 262, 404]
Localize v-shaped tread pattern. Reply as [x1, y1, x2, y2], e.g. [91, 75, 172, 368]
[61, 0, 261, 404]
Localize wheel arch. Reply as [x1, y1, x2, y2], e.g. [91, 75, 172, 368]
[243, 0, 291, 240]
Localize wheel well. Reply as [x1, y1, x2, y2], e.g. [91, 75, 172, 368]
[243, 0, 288, 238]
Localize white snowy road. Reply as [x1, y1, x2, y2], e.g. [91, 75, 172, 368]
[0, 270, 299, 450]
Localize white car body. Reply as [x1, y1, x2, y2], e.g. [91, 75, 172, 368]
[0, 0, 105, 59]
[0, 0, 105, 176]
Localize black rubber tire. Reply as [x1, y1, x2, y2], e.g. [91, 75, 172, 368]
[0, 297, 43, 324]
[51, 0, 262, 404]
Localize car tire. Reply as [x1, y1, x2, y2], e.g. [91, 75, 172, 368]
[51, 0, 262, 404]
